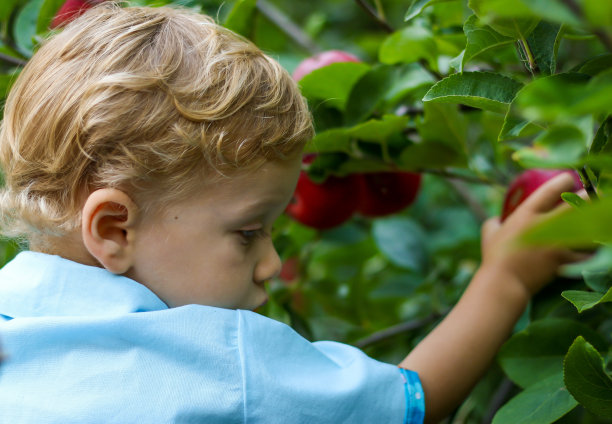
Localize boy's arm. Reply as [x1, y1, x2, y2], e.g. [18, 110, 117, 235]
[399, 173, 587, 424]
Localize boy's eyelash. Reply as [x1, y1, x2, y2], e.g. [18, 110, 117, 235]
[238, 228, 269, 244]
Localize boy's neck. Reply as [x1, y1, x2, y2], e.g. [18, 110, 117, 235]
[31, 231, 101, 269]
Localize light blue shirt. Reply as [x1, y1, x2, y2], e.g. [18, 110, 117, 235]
[0, 252, 425, 423]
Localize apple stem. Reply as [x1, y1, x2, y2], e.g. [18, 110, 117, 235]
[578, 166, 599, 201]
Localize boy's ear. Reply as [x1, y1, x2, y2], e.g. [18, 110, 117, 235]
[81, 188, 139, 274]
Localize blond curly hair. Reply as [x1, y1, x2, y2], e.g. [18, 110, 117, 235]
[0, 2, 313, 243]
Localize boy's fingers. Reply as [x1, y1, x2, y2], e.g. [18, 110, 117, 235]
[521, 173, 578, 213]
[481, 217, 500, 246]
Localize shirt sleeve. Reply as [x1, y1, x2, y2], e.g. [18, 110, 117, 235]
[237, 310, 425, 424]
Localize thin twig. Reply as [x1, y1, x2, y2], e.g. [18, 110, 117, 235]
[446, 178, 490, 224]
[354, 311, 444, 349]
[578, 166, 599, 201]
[256, 0, 321, 55]
[0, 52, 27, 67]
[481, 378, 515, 424]
[354, 0, 394, 33]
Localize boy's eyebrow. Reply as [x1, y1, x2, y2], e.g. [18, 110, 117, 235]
[225, 196, 290, 223]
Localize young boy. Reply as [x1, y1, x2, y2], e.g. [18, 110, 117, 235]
[0, 3, 585, 423]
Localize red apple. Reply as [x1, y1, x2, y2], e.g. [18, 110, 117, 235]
[292, 50, 361, 82]
[501, 169, 583, 222]
[51, 0, 103, 29]
[356, 171, 422, 217]
[285, 171, 360, 230]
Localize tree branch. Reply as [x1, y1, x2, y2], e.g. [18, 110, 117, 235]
[354, 0, 394, 34]
[354, 311, 445, 349]
[256, 0, 321, 55]
[0, 52, 27, 67]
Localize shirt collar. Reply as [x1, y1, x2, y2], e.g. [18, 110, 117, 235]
[0, 251, 168, 318]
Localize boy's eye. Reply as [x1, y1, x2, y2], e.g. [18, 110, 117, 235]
[238, 228, 268, 245]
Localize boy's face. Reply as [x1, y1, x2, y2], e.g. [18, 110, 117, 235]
[126, 155, 302, 310]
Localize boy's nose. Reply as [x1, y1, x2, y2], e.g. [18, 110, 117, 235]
[254, 240, 281, 284]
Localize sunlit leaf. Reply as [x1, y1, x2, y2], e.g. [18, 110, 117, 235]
[298, 62, 370, 111]
[223, 0, 257, 37]
[379, 26, 438, 70]
[423, 71, 523, 114]
[522, 195, 612, 248]
[561, 287, 612, 313]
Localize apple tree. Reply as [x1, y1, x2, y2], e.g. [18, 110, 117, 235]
[0, 0, 610, 422]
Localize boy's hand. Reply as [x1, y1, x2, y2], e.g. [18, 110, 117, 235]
[480, 172, 589, 296]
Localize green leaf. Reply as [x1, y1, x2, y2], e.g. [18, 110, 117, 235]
[298, 62, 370, 111]
[35, 0, 63, 33]
[305, 115, 409, 154]
[417, 102, 468, 154]
[349, 115, 409, 142]
[460, 15, 514, 72]
[591, 116, 612, 155]
[492, 373, 577, 424]
[575, 53, 612, 77]
[404, 0, 457, 21]
[0, 0, 27, 27]
[561, 192, 586, 209]
[13, 0, 44, 57]
[379, 26, 438, 70]
[522, 195, 612, 248]
[468, 0, 539, 39]
[583, 0, 612, 28]
[372, 217, 428, 272]
[525, 21, 562, 76]
[223, 0, 257, 37]
[399, 141, 467, 168]
[423, 71, 523, 114]
[516, 72, 612, 122]
[562, 287, 612, 313]
[583, 270, 612, 292]
[345, 64, 434, 126]
[564, 336, 612, 418]
[498, 318, 607, 388]
[498, 110, 540, 141]
[512, 120, 590, 169]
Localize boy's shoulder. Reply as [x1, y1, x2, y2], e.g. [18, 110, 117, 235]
[0, 253, 418, 423]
